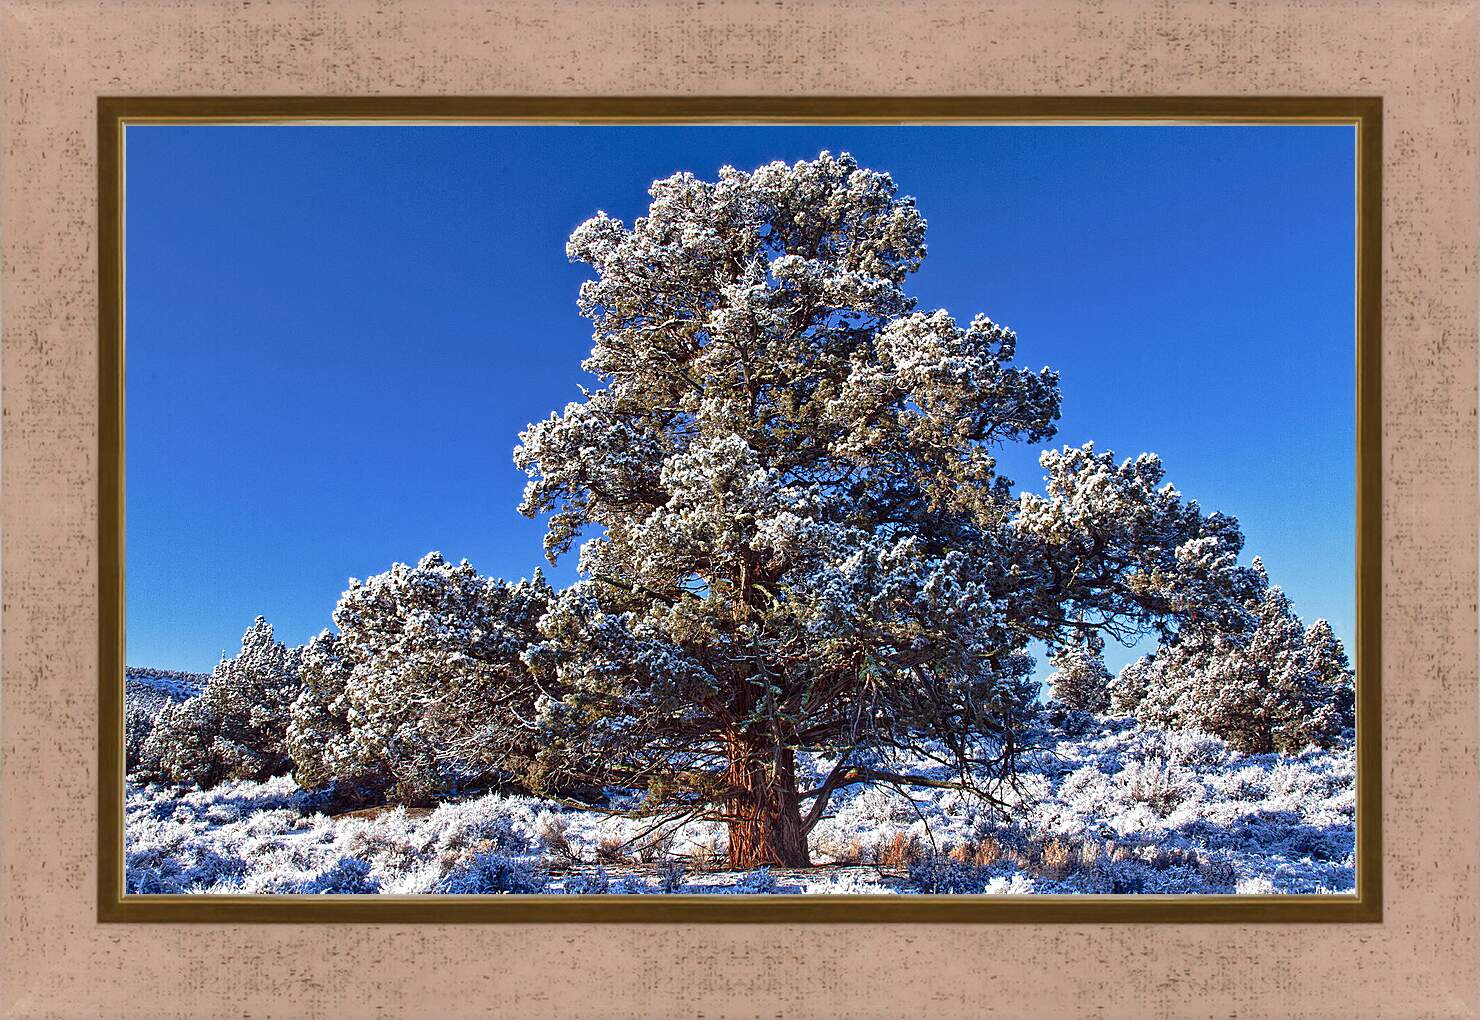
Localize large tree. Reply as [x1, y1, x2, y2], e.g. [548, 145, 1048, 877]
[514, 152, 1260, 866]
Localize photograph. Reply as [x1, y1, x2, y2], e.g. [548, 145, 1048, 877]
[119, 121, 1360, 898]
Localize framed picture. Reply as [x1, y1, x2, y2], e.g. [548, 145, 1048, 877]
[99, 96, 1380, 923]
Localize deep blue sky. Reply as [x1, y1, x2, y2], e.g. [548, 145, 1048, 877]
[125, 124, 1355, 674]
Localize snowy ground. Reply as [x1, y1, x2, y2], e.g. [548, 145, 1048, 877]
[124, 711, 1355, 896]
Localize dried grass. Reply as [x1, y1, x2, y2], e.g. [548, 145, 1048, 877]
[634, 831, 674, 864]
[685, 835, 724, 872]
[948, 836, 1003, 869]
[595, 836, 632, 865]
[1035, 836, 1076, 880]
[874, 830, 924, 869]
[535, 815, 580, 864]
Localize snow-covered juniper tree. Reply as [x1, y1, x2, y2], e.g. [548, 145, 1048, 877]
[286, 553, 552, 805]
[1109, 559, 1354, 755]
[1045, 629, 1113, 713]
[138, 617, 300, 787]
[513, 152, 1263, 867]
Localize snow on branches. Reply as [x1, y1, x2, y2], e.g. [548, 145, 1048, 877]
[137, 617, 300, 787]
[286, 552, 552, 805]
[1046, 630, 1114, 714]
[1110, 561, 1355, 754]
[127, 152, 1352, 876]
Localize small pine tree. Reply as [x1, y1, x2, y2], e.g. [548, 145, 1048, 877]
[1302, 618, 1356, 732]
[1046, 630, 1113, 713]
[1109, 560, 1355, 754]
[124, 669, 204, 773]
[138, 617, 300, 787]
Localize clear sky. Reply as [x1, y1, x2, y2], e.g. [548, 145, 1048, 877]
[125, 124, 1355, 675]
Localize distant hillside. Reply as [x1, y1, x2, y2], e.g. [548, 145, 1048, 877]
[125, 666, 207, 705]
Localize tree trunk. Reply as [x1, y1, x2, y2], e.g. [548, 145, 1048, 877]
[725, 737, 811, 868]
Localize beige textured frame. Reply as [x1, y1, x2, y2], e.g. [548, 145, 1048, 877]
[3, 3, 1476, 1018]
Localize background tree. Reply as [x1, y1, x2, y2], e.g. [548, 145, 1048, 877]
[1045, 629, 1113, 713]
[515, 152, 1261, 867]
[124, 668, 205, 773]
[286, 552, 552, 804]
[138, 617, 300, 787]
[1110, 559, 1355, 753]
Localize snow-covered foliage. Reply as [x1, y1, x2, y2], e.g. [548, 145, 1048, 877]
[1110, 561, 1355, 754]
[286, 552, 553, 805]
[135, 619, 300, 787]
[1010, 443, 1262, 644]
[512, 151, 1263, 867]
[123, 713, 1354, 895]
[126, 666, 208, 702]
[125, 667, 207, 771]
[1045, 631, 1113, 712]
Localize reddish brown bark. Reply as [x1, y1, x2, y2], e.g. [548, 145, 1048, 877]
[724, 736, 811, 868]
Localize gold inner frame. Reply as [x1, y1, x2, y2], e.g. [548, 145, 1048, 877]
[97, 95, 1382, 923]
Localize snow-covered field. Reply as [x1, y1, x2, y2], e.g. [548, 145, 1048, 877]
[124, 711, 1354, 896]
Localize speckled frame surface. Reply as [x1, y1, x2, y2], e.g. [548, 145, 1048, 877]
[2, 3, 1476, 1018]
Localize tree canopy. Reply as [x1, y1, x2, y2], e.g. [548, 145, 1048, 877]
[139, 616, 300, 788]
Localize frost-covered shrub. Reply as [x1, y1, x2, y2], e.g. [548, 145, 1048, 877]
[420, 795, 535, 856]
[435, 851, 547, 894]
[1160, 729, 1231, 771]
[810, 784, 933, 858]
[136, 618, 300, 787]
[984, 873, 1038, 894]
[242, 855, 379, 895]
[534, 811, 581, 863]
[1045, 631, 1112, 713]
[1048, 739, 1206, 836]
[734, 867, 775, 893]
[286, 553, 552, 805]
[563, 867, 610, 894]
[1118, 757, 1202, 818]
[1213, 764, 1271, 802]
[1197, 853, 1239, 889]
[906, 853, 991, 894]
[123, 702, 1356, 896]
[657, 859, 687, 893]
[1110, 563, 1355, 755]
[124, 818, 248, 893]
